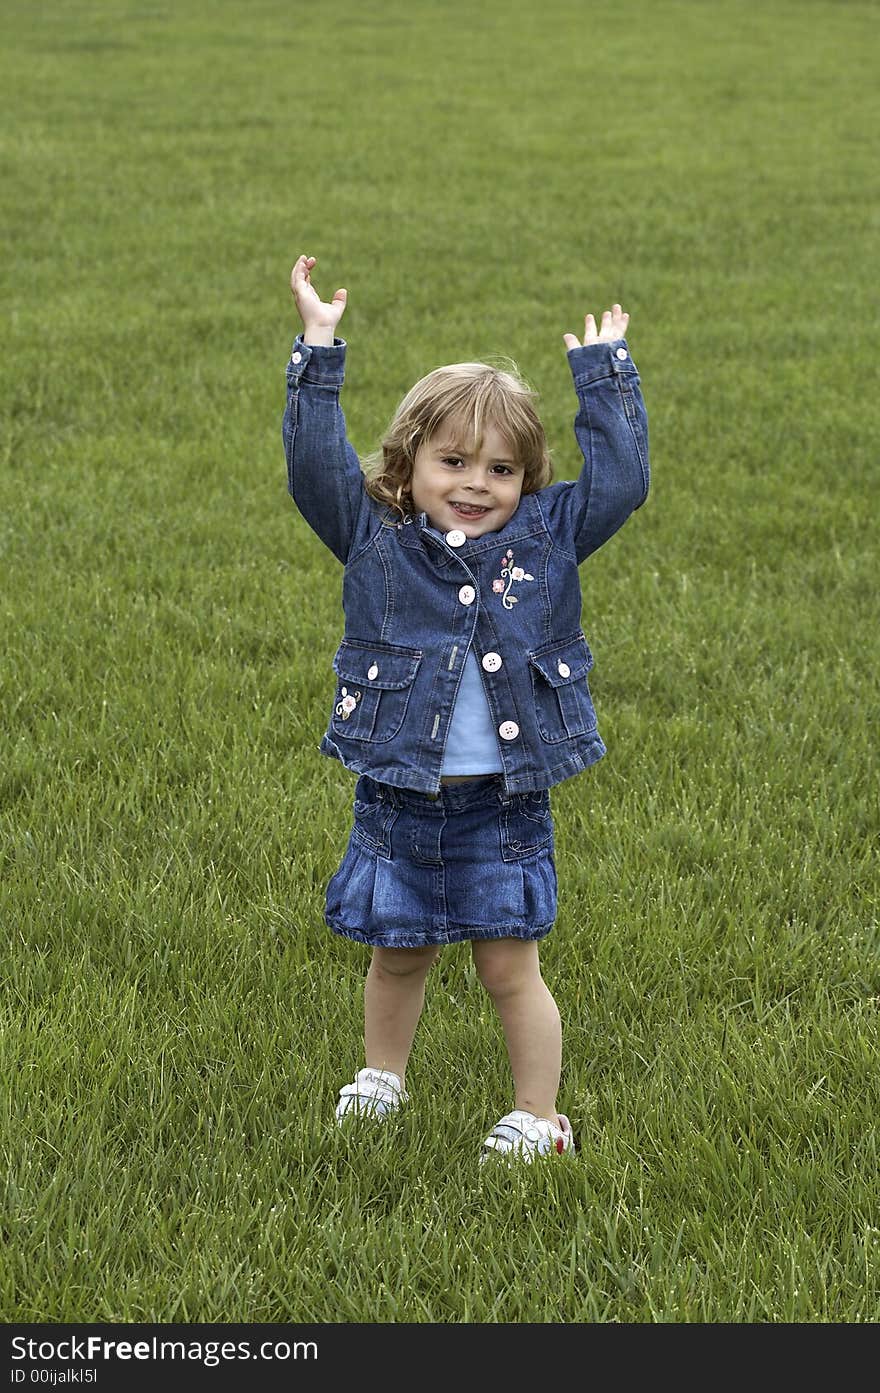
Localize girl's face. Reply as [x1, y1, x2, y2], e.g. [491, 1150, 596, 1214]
[410, 420, 526, 539]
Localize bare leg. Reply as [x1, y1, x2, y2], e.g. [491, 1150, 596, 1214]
[471, 938, 561, 1123]
[363, 944, 440, 1088]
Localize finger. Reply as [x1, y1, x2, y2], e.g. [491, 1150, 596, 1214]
[332, 288, 347, 303]
[562, 334, 580, 351]
[291, 254, 310, 287]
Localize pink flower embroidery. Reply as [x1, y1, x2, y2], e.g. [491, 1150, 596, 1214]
[494, 549, 534, 609]
[335, 686, 362, 721]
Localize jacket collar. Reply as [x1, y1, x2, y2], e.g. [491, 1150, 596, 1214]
[393, 492, 548, 565]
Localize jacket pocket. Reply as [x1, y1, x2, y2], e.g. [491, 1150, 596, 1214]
[330, 639, 422, 744]
[528, 633, 597, 744]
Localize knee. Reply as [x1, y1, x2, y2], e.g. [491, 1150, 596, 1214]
[371, 945, 440, 980]
[472, 942, 540, 1001]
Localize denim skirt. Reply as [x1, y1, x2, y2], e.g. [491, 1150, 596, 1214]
[324, 774, 557, 949]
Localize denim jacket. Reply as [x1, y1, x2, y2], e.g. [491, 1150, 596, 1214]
[282, 334, 649, 795]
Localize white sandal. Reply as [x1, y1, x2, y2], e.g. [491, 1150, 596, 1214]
[335, 1067, 407, 1123]
[480, 1109, 575, 1163]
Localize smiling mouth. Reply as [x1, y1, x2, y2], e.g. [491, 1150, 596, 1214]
[451, 502, 491, 516]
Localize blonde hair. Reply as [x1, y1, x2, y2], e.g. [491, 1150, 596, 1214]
[362, 359, 553, 522]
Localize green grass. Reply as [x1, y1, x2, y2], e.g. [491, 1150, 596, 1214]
[2, 0, 879, 1323]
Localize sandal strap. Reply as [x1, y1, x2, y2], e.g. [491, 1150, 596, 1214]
[338, 1068, 405, 1103]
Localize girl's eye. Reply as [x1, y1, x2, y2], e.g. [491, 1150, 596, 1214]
[491, 465, 513, 475]
[441, 457, 464, 467]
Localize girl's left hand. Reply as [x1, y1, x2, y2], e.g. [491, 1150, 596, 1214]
[563, 304, 629, 352]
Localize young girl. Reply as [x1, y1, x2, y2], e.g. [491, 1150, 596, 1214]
[283, 254, 649, 1162]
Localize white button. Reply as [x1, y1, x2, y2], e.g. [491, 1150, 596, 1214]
[557, 661, 571, 678]
[445, 529, 466, 548]
[615, 347, 628, 360]
[292, 351, 302, 363]
[367, 663, 379, 680]
[482, 652, 502, 672]
[458, 585, 476, 606]
[498, 721, 519, 741]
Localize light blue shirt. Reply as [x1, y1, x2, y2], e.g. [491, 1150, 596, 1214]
[440, 650, 504, 775]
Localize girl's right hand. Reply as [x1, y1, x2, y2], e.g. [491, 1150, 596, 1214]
[290, 254, 348, 331]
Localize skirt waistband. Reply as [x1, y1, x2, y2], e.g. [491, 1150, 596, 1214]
[365, 774, 511, 813]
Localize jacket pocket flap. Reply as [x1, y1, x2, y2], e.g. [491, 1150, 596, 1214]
[332, 639, 422, 690]
[528, 634, 593, 688]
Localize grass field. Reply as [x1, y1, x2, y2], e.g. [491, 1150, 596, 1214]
[2, 0, 879, 1324]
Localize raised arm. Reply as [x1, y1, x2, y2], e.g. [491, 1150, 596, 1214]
[545, 304, 649, 564]
[282, 255, 366, 564]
